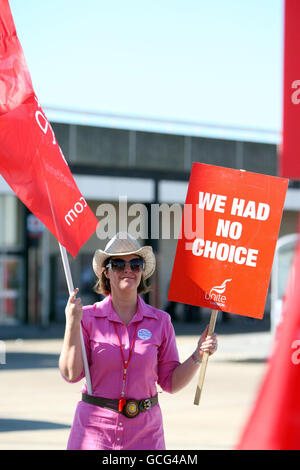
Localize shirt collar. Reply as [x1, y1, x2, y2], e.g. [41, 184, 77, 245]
[91, 294, 158, 323]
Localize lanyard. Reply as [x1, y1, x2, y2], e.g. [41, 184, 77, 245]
[113, 322, 138, 411]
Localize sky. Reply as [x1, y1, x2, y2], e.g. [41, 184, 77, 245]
[9, 0, 284, 143]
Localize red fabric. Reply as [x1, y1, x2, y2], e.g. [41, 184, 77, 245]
[236, 241, 300, 450]
[280, 0, 300, 179]
[0, 0, 98, 257]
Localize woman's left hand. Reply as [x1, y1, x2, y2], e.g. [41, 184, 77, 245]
[194, 325, 218, 362]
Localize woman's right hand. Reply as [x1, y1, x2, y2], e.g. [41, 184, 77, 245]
[65, 288, 83, 326]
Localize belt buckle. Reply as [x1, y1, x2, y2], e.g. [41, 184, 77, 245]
[123, 399, 140, 418]
[142, 398, 152, 410]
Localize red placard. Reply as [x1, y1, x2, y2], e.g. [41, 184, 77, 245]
[168, 163, 288, 319]
[280, 0, 300, 179]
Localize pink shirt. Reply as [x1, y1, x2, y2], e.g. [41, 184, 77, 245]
[64, 294, 181, 450]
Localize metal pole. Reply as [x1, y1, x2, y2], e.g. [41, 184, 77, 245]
[41, 227, 49, 327]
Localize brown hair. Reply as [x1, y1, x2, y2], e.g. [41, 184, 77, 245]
[93, 257, 151, 296]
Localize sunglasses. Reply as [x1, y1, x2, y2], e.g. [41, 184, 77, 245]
[105, 258, 145, 273]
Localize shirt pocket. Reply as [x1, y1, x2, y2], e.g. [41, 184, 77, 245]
[88, 330, 121, 367]
[134, 336, 159, 374]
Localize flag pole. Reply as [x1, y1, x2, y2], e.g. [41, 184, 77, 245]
[194, 309, 218, 405]
[58, 242, 92, 395]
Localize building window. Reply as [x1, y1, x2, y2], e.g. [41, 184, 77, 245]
[0, 195, 22, 248]
[0, 256, 23, 324]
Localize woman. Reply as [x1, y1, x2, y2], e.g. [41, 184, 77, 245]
[59, 232, 217, 450]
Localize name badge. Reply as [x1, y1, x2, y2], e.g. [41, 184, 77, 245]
[138, 329, 152, 340]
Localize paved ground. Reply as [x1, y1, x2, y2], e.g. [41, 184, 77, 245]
[0, 318, 273, 450]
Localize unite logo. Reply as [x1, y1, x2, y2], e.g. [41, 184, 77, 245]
[204, 279, 232, 308]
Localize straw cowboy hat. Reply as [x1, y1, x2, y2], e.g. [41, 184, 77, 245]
[93, 232, 156, 280]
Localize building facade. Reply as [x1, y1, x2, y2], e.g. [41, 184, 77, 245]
[0, 114, 298, 325]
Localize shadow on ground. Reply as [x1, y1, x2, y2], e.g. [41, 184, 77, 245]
[223, 358, 267, 364]
[173, 313, 271, 336]
[0, 312, 271, 342]
[0, 418, 69, 432]
[0, 352, 59, 371]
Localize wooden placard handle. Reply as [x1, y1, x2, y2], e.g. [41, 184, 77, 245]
[194, 309, 218, 405]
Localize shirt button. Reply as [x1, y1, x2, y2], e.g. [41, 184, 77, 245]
[119, 422, 123, 426]
[117, 438, 120, 441]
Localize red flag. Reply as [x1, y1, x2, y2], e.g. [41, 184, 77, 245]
[280, 0, 300, 179]
[236, 240, 300, 450]
[0, 0, 98, 257]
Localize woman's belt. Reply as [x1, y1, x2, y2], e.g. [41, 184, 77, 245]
[81, 393, 158, 418]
